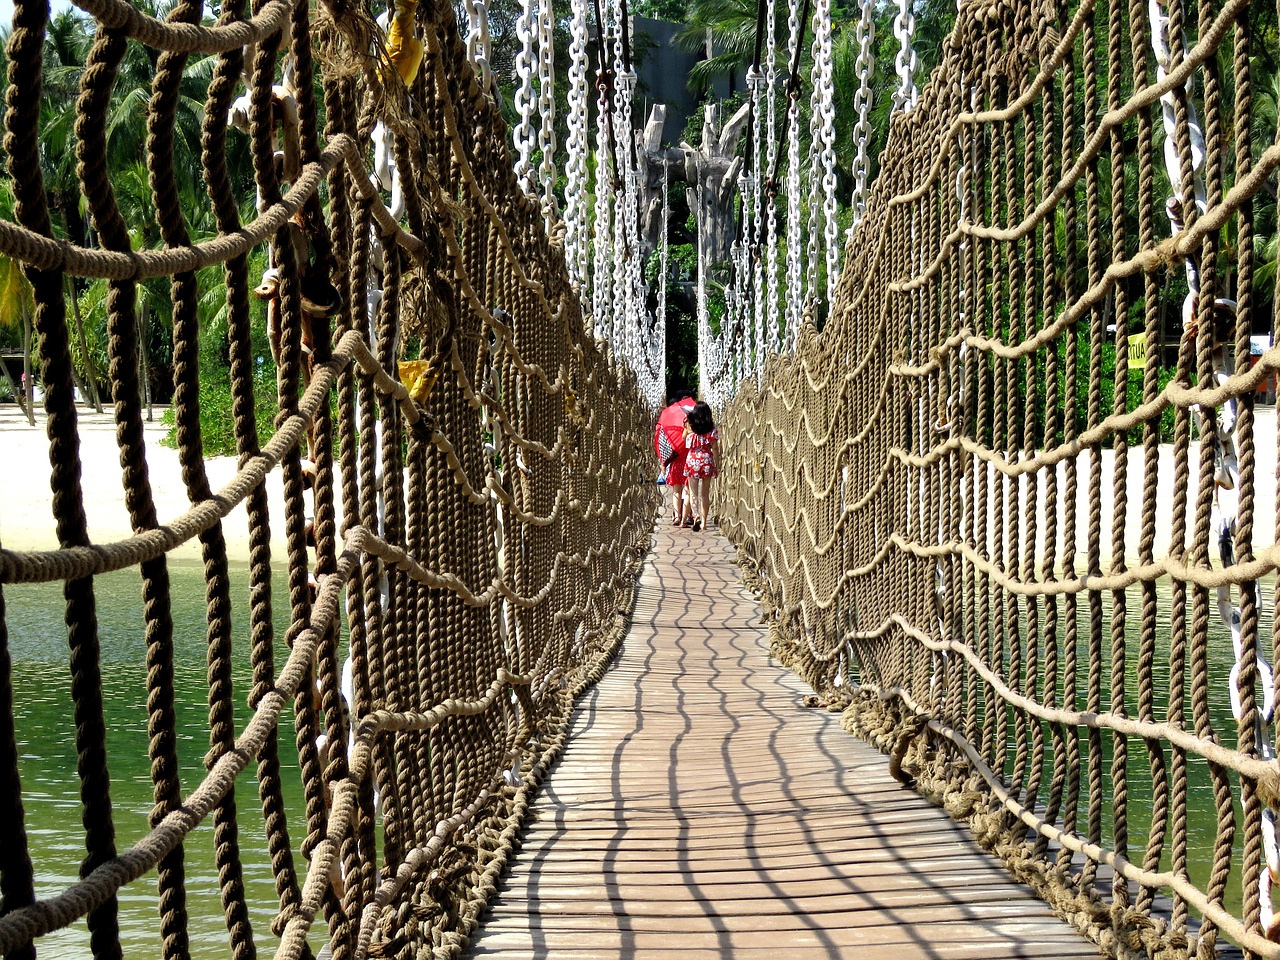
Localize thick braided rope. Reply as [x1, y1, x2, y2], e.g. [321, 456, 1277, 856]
[0, 0, 658, 958]
[718, 0, 1280, 954]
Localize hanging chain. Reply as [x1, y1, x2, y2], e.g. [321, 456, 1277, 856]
[783, 0, 805, 349]
[537, 0, 558, 224]
[807, 0, 837, 313]
[849, 0, 875, 226]
[893, 0, 919, 112]
[763, 0, 780, 361]
[513, 0, 538, 193]
[592, 6, 616, 342]
[565, 0, 591, 292]
[656, 161, 669, 400]
[464, 0, 493, 91]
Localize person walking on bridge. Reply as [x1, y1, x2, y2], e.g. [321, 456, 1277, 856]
[682, 401, 718, 532]
[655, 387, 698, 527]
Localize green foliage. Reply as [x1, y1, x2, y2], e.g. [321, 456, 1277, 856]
[160, 359, 278, 458]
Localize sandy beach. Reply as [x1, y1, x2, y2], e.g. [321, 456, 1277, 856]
[0, 404, 294, 562]
[0, 401, 1275, 569]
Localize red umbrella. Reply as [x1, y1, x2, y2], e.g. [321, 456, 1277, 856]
[654, 399, 696, 466]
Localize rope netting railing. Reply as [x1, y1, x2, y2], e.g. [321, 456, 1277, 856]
[0, 0, 657, 957]
[719, 0, 1280, 953]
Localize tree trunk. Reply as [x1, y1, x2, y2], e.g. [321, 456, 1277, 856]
[21, 311, 34, 425]
[1, 360, 28, 423]
[67, 276, 102, 412]
[138, 298, 153, 422]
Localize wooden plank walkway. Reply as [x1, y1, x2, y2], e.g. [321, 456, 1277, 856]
[465, 522, 1100, 959]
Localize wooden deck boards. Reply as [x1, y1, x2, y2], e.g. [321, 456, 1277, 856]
[465, 524, 1098, 959]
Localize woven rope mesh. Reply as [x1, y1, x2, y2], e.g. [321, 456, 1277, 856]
[718, 0, 1280, 954]
[0, 0, 657, 956]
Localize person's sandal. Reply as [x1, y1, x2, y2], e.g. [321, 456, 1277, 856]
[692, 519, 702, 532]
[683, 517, 694, 528]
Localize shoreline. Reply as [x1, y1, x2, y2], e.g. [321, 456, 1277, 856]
[2, 402, 1275, 572]
[0, 404, 292, 562]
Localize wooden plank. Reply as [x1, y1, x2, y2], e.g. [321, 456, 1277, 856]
[462, 526, 1094, 959]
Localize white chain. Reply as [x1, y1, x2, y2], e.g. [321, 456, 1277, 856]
[564, 0, 590, 291]
[892, 0, 918, 113]
[849, 0, 874, 227]
[513, 0, 537, 194]
[611, 4, 635, 362]
[464, 0, 493, 91]
[536, 0, 558, 223]
[807, 0, 836, 312]
[735, 233, 751, 391]
[783, 0, 803, 349]
[592, 23, 614, 342]
[763, 0, 780, 360]
[748, 66, 765, 384]
[656, 162, 669, 402]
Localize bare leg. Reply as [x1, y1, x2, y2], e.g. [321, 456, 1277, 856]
[688, 478, 705, 528]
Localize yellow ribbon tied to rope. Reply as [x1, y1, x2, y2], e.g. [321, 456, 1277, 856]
[385, 0, 424, 85]
[398, 359, 438, 404]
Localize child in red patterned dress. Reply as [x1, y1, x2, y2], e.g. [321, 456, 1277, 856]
[682, 401, 718, 532]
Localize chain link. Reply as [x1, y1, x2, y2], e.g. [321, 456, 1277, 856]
[892, 0, 918, 112]
[849, 0, 874, 226]
[513, 0, 538, 193]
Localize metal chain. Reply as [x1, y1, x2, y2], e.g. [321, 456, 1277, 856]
[892, 0, 918, 113]
[783, 0, 804, 349]
[849, 0, 875, 227]
[536, 0, 558, 223]
[748, 65, 765, 383]
[763, 0, 781, 362]
[807, 0, 837, 312]
[564, 0, 591, 291]
[464, 0, 493, 91]
[591, 18, 615, 342]
[513, 0, 538, 194]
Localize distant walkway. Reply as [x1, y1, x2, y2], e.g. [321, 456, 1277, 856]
[466, 523, 1098, 959]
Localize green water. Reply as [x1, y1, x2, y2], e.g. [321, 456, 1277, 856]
[958, 579, 1272, 924]
[6, 559, 1271, 956]
[6, 561, 314, 960]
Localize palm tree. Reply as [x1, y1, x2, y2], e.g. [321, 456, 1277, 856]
[0, 252, 36, 425]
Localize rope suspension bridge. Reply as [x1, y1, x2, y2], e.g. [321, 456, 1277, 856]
[0, 0, 1278, 952]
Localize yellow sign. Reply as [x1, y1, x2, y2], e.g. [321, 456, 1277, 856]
[1127, 333, 1146, 370]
